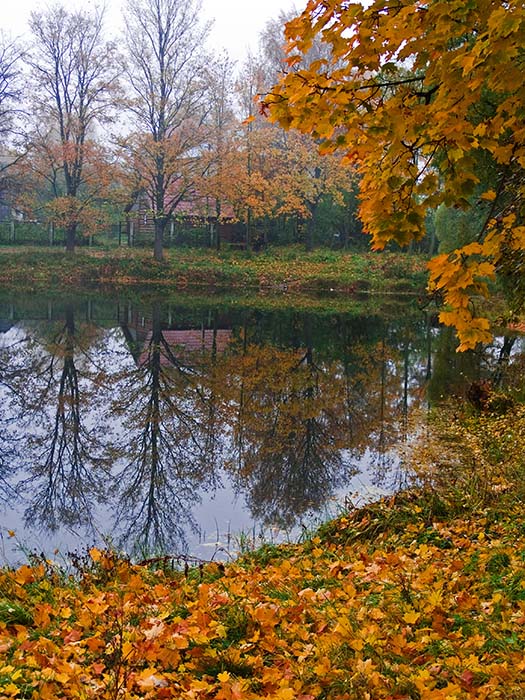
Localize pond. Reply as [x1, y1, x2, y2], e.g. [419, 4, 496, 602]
[0, 290, 522, 565]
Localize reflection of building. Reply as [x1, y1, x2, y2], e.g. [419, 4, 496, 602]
[138, 329, 232, 366]
[119, 306, 233, 367]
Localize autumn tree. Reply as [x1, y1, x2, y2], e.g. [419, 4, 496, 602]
[266, 128, 355, 250]
[27, 5, 118, 252]
[199, 53, 239, 250]
[230, 14, 357, 251]
[121, 0, 212, 261]
[265, 0, 525, 349]
[17, 129, 118, 239]
[234, 54, 275, 249]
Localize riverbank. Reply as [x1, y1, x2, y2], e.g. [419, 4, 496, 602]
[1, 491, 524, 699]
[0, 246, 427, 295]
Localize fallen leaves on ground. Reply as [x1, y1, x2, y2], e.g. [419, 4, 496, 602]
[1, 500, 525, 699]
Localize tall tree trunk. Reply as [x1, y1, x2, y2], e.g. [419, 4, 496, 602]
[154, 217, 165, 262]
[306, 202, 318, 252]
[215, 200, 221, 251]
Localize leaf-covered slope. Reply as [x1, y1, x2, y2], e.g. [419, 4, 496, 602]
[1, 498, 525, 699]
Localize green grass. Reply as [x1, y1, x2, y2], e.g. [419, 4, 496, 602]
[0, 246, 428, 296]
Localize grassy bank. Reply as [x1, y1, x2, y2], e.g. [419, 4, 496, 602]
[0, 246, 427, 295]
[1, 393, 525, 699]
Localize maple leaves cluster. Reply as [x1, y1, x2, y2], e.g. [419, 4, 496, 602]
[266, 0, 525, 350]
[1, 497, 525, 699]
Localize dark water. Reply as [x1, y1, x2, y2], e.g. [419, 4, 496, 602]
[0, 291, 522, 564]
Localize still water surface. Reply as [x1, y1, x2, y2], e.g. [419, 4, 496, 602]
[0, 291, 521, 564]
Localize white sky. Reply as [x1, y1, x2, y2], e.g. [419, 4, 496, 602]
[1, 0, 304, 64]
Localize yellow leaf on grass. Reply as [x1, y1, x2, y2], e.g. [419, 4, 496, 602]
[403, 610, 421, 624]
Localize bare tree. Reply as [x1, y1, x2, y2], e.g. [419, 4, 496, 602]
[0, 33, 26, 210]
[28, 5, 118, 252]
[259, 8, 332, 88]
[0, 32, 24, 144]
[122, 0, 212, 261]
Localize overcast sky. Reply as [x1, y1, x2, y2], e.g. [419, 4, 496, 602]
[1, 0, 304, 64]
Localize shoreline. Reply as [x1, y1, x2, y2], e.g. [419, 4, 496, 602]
[0, 246, 428, 295]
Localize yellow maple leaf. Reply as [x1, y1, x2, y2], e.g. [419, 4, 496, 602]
[403, 610, 421, 624]
[89, 547, 102, 562]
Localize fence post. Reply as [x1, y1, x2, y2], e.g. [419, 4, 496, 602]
[49, 222, 54, 246]
[10, 220, 15, 243]
[170, 220, 174, 244]
[129, 221, 134, 247]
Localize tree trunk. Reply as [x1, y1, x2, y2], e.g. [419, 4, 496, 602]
[154, 217, 165, 261]
[306, 219, 314, 252]
[215, 221, 221, 251]
[245, 209, 252, 252]
[305, 200, 319, 252]
[65, 223, 77, 254]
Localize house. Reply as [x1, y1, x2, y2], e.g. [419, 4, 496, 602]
[124, 189, 243, 247]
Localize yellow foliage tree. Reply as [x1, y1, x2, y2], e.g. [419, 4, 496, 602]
[264, 0, 525, 350]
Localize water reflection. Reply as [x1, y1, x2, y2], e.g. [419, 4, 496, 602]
[0, 293, 522, 560]
[0, 306, 114, 533]
[112, 303, 221, 555]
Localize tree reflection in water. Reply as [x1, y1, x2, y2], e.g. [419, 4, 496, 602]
[2, 294, 518, 559]
[0, 325, 24, 506]
[220, 338, 356, 529]
[0, 303, 114, 533]
[112, 303, 221, 555]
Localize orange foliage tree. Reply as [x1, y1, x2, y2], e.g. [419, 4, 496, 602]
[264, 0, 525, 350]
[265, 128, 356, 250]
[15, 134, 117, 239]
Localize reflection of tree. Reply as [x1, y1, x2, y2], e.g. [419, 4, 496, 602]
[113, 304, 221, 555]
[429, 325, 525, 398]
[19, 305, 112, 532]
[427, 327, 482, 405]
[336, 313, 434, 491]
[26, 305, 110, 530]
[1, 295, 491, 555]
[220, 339, 356, 529]
[0, 339, 23, 504]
